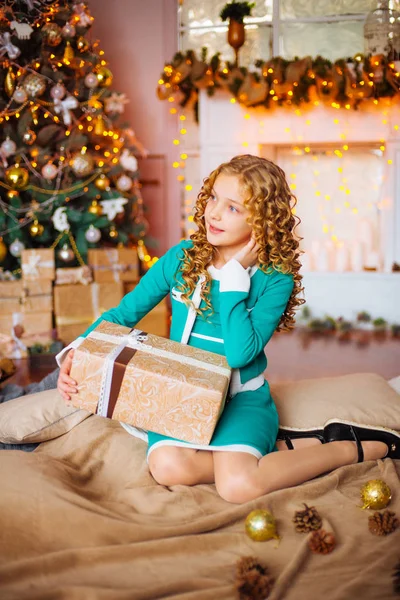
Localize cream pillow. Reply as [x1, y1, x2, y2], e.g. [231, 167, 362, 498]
[0, 388, 91, 444]
[271, 372, 400, 432]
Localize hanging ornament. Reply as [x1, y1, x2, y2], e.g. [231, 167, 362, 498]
[116, 174, 133, 192]
[1, 137, 16, 157]
[84, 72, 98, 89]
[5, 166, 29, 189]
[22, 129, 36, 145]
[100, 197, 128, 220]
[12, 86, 27, 104]
[52, 207, 70, 232]
[58, 243, 75, 262]
[360, 479, 392, 510]
[29, 219, 44, 237]
[93, 115, 106, 135]
[10, 20, 34, 40]
[53, 95, 78, 126]
[72, 3, 94, 27]
[85, 224, 101, 243]
[94, 173, 110, 190]
[104, 92, 129, 114]
[88, 199, 103, 216]
[0, 32, 21, 60]
[120, 149, 138, 172]
[9, 238, 25, 257]
[245, 509, 280, 542]
[76, 36, 90, 52]
[61, 22, 76, 38]
[94, 65, 113, 87]
[23, 73, 46, 98]
[41, 162, 58, 180]
[70, 150, 94, 177]
[0, 238, 7, 262]
[42, 23, 62, 46]
[50, 83, 66, 100]
[5, 67, 16, 98]
[63, 40, 75, 63]
[108, 225, 118, 239]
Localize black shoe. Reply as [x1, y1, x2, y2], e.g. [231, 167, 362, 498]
[277, 427, 325, 450]
[324, 419, 400, 462]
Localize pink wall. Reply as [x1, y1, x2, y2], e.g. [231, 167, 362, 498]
[91, 0, 180, 254]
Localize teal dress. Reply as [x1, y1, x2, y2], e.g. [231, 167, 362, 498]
[62, 241, 294, 460]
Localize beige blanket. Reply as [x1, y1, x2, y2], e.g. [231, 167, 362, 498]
[0, 414, 399, 600]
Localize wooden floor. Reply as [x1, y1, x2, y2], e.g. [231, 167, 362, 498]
[6, 328, 400, 388]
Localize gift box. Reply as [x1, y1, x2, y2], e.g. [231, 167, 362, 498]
[124, 282, 170, 338]
[0, 311, 53, 340]
[0, 279, 52, 315]
[88, 248, 139, 283]
[70, 321, 231, 445]
[21, 248, 55, 281]
[55, 265, 93, 286]
[54, 282, 123, 344]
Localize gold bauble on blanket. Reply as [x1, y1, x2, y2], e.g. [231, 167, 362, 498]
[245, 509, 279, 542]
[360, 479, 392, 510]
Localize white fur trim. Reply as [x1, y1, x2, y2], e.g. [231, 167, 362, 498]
[146, 439, 262, 461]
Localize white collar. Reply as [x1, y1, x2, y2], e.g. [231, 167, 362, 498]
[207, 264, 258, 281]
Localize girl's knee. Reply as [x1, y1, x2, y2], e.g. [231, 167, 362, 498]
[215, 470, 265, 504]
[148, 447, 195, 486]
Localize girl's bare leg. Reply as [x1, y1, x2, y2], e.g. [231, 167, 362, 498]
[213, 440, 388, 504]
[148, 446, 215, 486]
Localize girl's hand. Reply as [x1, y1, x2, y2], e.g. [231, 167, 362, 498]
[57, 349, 77, 404]
[232, 236, 260, 270]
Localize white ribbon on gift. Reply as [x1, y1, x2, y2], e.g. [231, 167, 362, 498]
[22, 252, 54, 277]
[89, 328, 231, 419]
[11, 312, 27, 359]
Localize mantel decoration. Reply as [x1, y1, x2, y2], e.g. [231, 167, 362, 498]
[158, 48, 400, 120]
[220, 1, 255, 67]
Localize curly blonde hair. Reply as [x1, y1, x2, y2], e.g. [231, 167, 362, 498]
[177, 154, 304, 331]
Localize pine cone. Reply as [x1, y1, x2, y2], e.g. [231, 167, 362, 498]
[293, 503, 322, 533]
[369, 511, 399, 536]
[235, 556, 274, 600]
[393, 560, 400, 595]
[308, 529, 336, 555]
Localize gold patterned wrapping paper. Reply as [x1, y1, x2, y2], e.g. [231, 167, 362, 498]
[88, 248, 139, 283]
[54, 282, 123, 344]
[21, 249, 55, 280]
[70, 321, 231, 445]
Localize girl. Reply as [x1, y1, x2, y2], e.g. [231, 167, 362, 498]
[57, 154, 398, 504]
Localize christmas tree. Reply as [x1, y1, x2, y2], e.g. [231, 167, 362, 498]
[0, 0, 150, 275]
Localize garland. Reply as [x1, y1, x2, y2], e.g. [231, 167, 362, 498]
[158, 49, 400, 120]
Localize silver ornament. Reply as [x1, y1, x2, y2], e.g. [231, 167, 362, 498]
[13, 87, 28, 103]
[58, 243, 75, 262]
[1, 137, 17, 157]
[85, 224, 101, 243]
[9, 238, 25, 257]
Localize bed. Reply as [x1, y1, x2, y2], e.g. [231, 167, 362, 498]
[0, 373, 399, 600]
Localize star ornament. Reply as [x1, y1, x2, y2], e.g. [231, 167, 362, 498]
[100, 197, 128, 220]
[104, 92, 129, 114]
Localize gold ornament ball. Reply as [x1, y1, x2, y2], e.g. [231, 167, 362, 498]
[70, 152, 94, 177]
[94, 174, 110, 190]
[76, 36, 90, 52]
[94, 65, 113, 87]
[58, 243, 75, 262]
[5, 166, 29, 189]
[0, 238, 7, 263]
[29, 219, 44, 237]
[23, 73, 46, 98]
[23, 129, 37, 145]
[360, 479, 392, 510]
[5, 66, 16, 97]
[245, 509, 279, 542]
[109, 225, 119, 239]
[42, 23, 62, 46]
[88, 199, 103, 216]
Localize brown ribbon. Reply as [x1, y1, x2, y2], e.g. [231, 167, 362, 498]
[100, 328, 148, 419]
